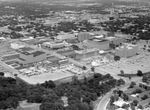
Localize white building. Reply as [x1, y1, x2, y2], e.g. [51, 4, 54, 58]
[115, 44, 138, 58]
[78, 32, 93, 42]
[43, 41, 71, 49]
[56, 33, 77, 40]
[83, 39, 110, 50]
[75, 48, 99, 60]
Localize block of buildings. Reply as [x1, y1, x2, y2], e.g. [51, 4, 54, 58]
[75, 48, 99, 60]
[83, 38, 110, 50]
[16, 47, 46, 66]
[115, 44, 138, 58]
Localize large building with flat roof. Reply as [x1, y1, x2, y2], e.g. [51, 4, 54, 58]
[56, 33, 77, 40]
[78, 32, 93, 42]
[75, 48, 99, 60]
[42, 41, 72, 49]
[16, 47, 46, 66]
[105, 36, 125, 46]
[115, 44, 138, 58]
[83, 38, 110, 50]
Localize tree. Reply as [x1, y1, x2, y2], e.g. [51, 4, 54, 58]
[138, 105, 143, 109]
[129, 76, 131, 80]
[82, 66, 87, 70]
[93, 73, 102, 79]
[129, 81, 136, 88]
[41, 80, 56, 89]
[132, 99, 139, 106]
[43, 93, 59, 103]
[40, 102, 64, 110]
[122, 93, 129, 101]
[122, 104, 129, 109]
[141, 95, 149, 100]
[72, 45, 80, 50]
[14, 74, 18, 77]
[0, 72, 4, 77]
[131, 105, 136, 110]
[142, 75, 148, 82]
[83, 76, 88, 84]
[137, 70, 143, 76]
[114, 56, 120, 61]
[116, 78, 125, 86]
[118, 90, 123, 97]
[72, 75, 79, 85]
[91, 67, 95, 72]
[78, 102, 90, 110]
[110, 96, 115, 105]
[120, 70, 124, 75]
[132, 89, 142, 94]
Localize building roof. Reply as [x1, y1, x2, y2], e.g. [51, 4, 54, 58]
[32, 51, 45, 57]
[57, 33, 76, 40]
[113, 99, 129, 107]
[19, 47, 34, 52]
[18, 58, 26, 61]
[116, 108, 126, 110]
[75, 48, 99, 54]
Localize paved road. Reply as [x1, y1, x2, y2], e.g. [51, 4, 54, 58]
[96, 77, 142, 110]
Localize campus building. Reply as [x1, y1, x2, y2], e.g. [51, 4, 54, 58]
[56, 33, 77, 40]
[75, 48, 99, 60]
[42, 41, 72, 49]
[78, 32, 93, 42]
[83, 38, 110, 50]
[105, 36, 125, 47]
[16, 47, 46, 66]
[115, 44, 138, 58]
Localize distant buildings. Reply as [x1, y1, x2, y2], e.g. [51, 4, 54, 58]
[115, 44, 138, 58]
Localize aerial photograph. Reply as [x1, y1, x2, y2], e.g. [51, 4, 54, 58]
[0, 0, 150, 110]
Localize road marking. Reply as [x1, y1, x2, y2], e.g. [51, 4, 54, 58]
[104, 99, 110, 110]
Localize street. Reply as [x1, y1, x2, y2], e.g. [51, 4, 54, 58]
[96, 77, 142, 110]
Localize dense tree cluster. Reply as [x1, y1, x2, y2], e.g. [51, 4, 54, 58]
[0, 77, 28, 109]
[0, 72, 125, 110]
[57, 22, 78, 32]
[101, 16, 150, 40]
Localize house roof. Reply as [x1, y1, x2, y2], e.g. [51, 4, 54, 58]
[113, 99, 129, 107]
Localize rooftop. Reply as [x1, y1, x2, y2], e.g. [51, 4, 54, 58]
[90, 38, 109, 43]
[18, 58, 26, 61]
[32, 51, 45, 57]
[19, 47, 34, 52]
[75, 48, 99, 54]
